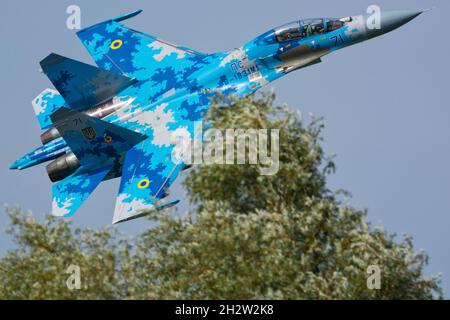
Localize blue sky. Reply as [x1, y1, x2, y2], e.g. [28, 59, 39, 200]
[0, 0, 448, 296]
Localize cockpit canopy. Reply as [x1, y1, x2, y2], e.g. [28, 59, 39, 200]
[275, 17, 351, 42]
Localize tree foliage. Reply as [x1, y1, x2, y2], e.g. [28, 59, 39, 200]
[0, 94, 442, 299]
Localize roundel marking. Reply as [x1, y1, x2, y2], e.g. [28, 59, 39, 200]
[104, 135, 113, 144]
[110, 39, 123, 50]
[137, 179, 150, 189]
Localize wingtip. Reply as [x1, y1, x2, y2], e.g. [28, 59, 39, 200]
[112, 9, 143, 23]
[77, 9, 143, 35]
[39, 53, 64, 69]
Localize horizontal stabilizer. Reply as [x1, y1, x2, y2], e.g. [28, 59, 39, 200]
[32, 89, 66, 130]
[52, 162, 113, 217]
[40, 53, 137, 111]
[51, 107, 147, 166]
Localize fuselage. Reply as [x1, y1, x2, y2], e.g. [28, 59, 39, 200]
[11, 10, 423, 175]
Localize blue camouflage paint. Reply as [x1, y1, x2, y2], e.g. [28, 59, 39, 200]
[32, 89, 66, 130]
[10, 9, 424, 223]
[50, 107, 147, 166]
[40, 53, 137, 111]
[52, 162, 114, 217]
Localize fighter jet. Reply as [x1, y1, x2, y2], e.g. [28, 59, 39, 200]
[10, 9, 424, 223]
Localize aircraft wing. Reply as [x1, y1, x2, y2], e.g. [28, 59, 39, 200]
[112, 140, 183, 223]
[49, 108, 148, 216]
[111, 93, 209, 224]
[76, 10, 207, 80]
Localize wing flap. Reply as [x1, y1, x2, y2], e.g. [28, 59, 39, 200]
[113, 200, 180, 224]
[110, 91, 209, 223]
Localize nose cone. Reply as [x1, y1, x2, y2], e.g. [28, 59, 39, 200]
[366, 10, 423, 39]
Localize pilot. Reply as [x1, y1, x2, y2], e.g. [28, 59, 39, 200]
[306, 24, 313, 37]
[317, 24, 324, 34]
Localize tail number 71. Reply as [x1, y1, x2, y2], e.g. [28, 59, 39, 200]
[330, 34, 344, 47]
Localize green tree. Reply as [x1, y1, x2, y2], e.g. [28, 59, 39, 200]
[0, 210, 126, 299]
[0, 94, 443, 299]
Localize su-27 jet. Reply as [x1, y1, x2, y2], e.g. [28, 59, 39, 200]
[10, 9, 425, 223]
